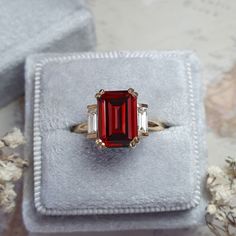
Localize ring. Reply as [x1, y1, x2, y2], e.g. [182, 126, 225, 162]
[71, 88, 166, 148]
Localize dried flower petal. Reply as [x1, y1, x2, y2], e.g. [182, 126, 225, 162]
[214, 185, 234, 204]
[2, 128, 25, 149]
[207, 204, 217, 215]
[1, 154, 29, 168]
[0, 182, 17, 213]
[0, 161, 23, 182]
[208, 166, 224, 176]
[207, 166, 231, 191]
[0, 128, 27, 214]
[215, 210, 227, 222]
[206, 157, 236, 235]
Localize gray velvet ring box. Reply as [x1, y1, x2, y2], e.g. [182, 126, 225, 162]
[0, 0, 96, 108]
[23, 51, 207, 233]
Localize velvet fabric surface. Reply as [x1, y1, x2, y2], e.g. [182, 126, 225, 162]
[0, 0, 96, 107]
[23, 51, 207, 233]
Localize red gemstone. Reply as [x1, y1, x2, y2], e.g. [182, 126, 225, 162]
[97, 90, 138, 148]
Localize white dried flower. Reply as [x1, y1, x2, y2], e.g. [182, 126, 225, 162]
[206, 157, 236, 236]
[1, 128, 25, 149]
[0, 182, 16, 213]
[213, 185, 234, 204]
[208, 166, 224, 176]
[0, 161, 23, 182]
[0, 128, 27, 214]
[1, 153, 28, 168]
[207, 166, 230, 189]
[214, 210, 227, 223]
[207, 204, 217, 215]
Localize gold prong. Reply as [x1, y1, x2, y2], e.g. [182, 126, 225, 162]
[137, 103, 148, 108]
[95, 89, 105, 98]
[128, 88, 138, 97]
[138, 127, 149, 137]
[95, 139, 106, 149]
[87, 104, 97, 110]
[87, 133, 97, 139]
[101, 142, 106, 149]
[139, 131, 149, 137]
[129, 136, 140, 148]
[95, 139, 101, 145]
[129, 142, 136, 148]
[134, 136, 140, 143]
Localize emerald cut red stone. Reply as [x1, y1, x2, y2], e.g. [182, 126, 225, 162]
[97, 90, 138, 148]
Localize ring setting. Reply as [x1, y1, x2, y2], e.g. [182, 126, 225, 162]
[72, 89, 165, 148]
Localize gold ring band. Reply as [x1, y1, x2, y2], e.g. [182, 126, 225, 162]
[71, 119, 166, 136]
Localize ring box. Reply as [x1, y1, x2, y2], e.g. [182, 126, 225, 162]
[23, 51, 207, 233]
[0, 0, 96, 107]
